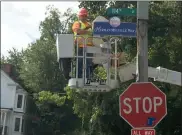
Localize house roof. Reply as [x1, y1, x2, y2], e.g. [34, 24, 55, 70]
[1, 70, 27, 93]
[1, 70, 16, 85]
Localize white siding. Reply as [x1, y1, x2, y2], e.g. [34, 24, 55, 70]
[0, 111, 11, 127]
[8, 111, 14, 135]
[0, 110, 14, 135]
[1, 72, 16, 109]
[1, 70, 27, 135]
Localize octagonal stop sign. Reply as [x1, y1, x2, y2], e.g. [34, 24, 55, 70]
[119, 82, 167, 128]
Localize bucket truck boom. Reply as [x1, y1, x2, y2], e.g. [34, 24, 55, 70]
[118, 62, 182, 86]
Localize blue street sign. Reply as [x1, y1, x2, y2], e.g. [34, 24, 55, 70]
[93, 22, 136, 37]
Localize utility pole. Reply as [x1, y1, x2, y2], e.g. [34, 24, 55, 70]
[180, 2, 182, 135]
[136, 2, 149, 82]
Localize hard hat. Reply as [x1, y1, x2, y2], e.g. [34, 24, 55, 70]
[78, 8, 88, 17]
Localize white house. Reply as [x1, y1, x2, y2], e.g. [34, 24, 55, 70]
[1, 70, 28, 135]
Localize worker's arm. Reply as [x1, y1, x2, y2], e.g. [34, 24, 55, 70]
[77, 29, 91, 35]
[72, 22, 92, 35]
[86, 22, 93, 34]
[87, 27, 93, 34]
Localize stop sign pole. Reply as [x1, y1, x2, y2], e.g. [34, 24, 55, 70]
[120, 2, 167, 134]
[136, 1, 149, 83]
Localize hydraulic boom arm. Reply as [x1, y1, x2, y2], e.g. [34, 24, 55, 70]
[118, 62, 182, 86]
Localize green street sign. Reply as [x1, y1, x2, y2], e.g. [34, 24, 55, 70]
[106, 8, 137, 17]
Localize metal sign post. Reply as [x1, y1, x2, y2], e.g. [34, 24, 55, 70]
[136, 1, 149, 82]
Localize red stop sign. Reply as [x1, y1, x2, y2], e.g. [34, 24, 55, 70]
[119, 82, 167, 128]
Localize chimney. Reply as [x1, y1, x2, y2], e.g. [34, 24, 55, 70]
[1, 63, 13, 76]
[1, 63, 17, 81]
[1, 63, 17, 82]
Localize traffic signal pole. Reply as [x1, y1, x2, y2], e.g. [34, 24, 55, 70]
[136, 2, 149, 82]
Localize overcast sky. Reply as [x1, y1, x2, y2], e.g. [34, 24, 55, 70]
[1, 2, 79, 57]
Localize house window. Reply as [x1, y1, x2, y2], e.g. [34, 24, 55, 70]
[17, 95, 23, 108]
[15, 93, 25, 110]
[21, 118, 24, 133]
[14, 116, 24, 133]
[14, 118, 21, 131]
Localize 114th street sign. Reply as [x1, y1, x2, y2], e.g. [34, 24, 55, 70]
[106, 8, 137, 17]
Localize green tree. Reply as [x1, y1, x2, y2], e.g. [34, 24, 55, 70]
[18, 5, 81, 135]
[1, 48, 26, 87]
[3, 2, 182, 135]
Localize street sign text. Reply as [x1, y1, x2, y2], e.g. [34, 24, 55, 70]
[93, 22, 136, 37]
[131, 129, 155, 135]
[119, 82, 167, 128]
[106, 8, 137, 17]
[123, 96, 163, 114]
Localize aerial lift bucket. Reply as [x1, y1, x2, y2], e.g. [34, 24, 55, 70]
[67, 36, 120, 92]
[56, 34, 125, 92]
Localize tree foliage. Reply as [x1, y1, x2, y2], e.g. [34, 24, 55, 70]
[1, 2, 182, 135]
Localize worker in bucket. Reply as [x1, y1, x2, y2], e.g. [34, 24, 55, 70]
[72, 8, 94, 78]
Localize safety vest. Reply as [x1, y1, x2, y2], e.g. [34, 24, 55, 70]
[74, 21, 93, 48]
